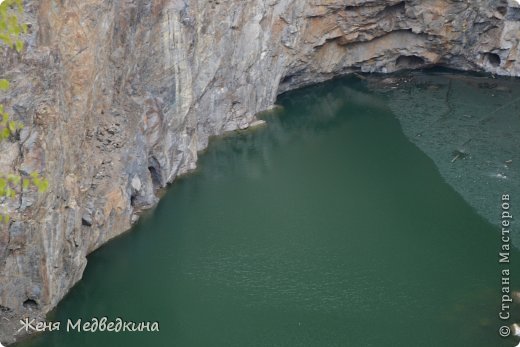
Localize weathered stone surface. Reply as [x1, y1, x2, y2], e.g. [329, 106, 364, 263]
[0, 0, 519, 344]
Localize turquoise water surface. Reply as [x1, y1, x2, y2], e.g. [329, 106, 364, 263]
[17, 75, 519, 346]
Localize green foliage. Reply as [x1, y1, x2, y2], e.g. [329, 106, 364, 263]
[0, 0, 27, 52]
[0, 104, 24, 140]
[0, 170, 49, 224]
[0, 79, 9, 90]
[0, 0, 48, 223]
[0, 0, 25, 142]
[0, 172, 48, 196]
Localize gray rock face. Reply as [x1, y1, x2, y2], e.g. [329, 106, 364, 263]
[0, 0, 519, 344]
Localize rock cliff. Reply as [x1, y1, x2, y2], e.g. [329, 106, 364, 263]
[1, 0, 519, 343]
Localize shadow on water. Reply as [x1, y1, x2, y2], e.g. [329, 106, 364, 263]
[16, 75, 520, 347]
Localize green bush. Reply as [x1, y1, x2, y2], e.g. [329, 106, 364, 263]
[1, 0, 48, 223]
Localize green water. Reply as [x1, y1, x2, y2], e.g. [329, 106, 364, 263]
[18, 76, 519, 346]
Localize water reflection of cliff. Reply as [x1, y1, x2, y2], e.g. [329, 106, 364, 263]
[200, 77, 390, 182]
